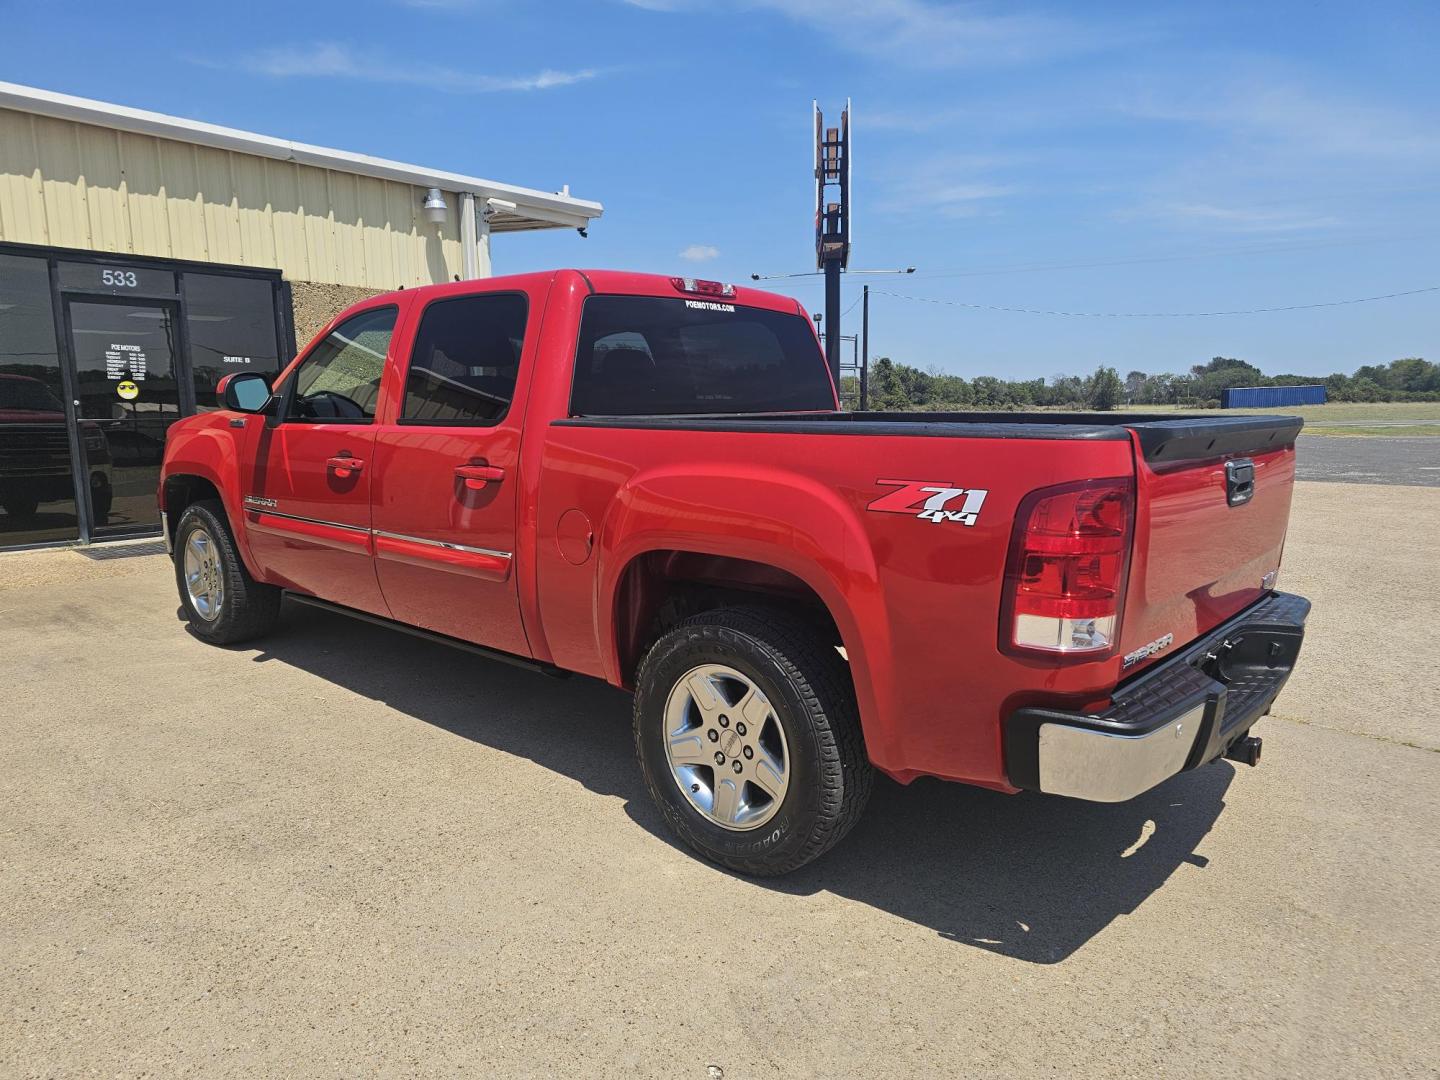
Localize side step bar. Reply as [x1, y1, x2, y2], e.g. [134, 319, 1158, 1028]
[283, 592, 569, 679]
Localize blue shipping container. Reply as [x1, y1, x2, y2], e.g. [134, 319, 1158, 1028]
[1221, 385, 1327, 408]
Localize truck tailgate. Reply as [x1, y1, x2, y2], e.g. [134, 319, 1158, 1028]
[1118, 416, 1301, 673]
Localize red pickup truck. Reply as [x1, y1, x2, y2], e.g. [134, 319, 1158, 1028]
[159, 270, 1310, 875]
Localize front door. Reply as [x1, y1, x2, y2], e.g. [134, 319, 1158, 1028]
[241, 304, 396, 617]
[369, 291, 531, 656]
[64, 298, 183, 537]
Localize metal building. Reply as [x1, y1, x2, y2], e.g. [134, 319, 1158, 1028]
[0, 81, 602, 550]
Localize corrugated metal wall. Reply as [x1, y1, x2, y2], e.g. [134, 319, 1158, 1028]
[0, 107, 464, 289]
[1221, 385, 1328, 408]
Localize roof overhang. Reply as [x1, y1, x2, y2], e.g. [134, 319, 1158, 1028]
[0, 80, 603, 234]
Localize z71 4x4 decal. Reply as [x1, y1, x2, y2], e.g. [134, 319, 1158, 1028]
[867, 479, 988, 526]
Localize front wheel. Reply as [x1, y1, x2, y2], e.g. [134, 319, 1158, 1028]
[634, 606, 873, 876]
[174, 499, 281, 645]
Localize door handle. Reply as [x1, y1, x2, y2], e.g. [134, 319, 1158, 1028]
[327, 455, 365, 474]
[455, 464, 505, 489]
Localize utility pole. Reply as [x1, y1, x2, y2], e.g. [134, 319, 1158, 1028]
[814, 100, 851, 389]
[860, 284, 870, 410]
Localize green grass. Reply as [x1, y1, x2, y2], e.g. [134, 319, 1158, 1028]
[1139, 401, 1440, 422]
[1303, 425, 1440, 437]
[1122, 401, 1440, 434]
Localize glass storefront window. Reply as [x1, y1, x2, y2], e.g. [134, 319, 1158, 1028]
[1, 249, 286, 549]
[183, 274, 284, 411]
[0, 254, 79, 546]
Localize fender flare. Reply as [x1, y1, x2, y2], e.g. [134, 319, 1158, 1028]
[162, 427, 265, 579]
[595, 463, 902, 768]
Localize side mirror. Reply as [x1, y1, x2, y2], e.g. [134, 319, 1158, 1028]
[217, 372, 272, 414]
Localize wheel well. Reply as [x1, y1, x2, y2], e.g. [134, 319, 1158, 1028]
[613, 550, 844, 688]
[162, 475, 223, 545]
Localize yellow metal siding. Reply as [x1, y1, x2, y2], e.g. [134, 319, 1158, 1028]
[34, 117, 90, 249]
[118, 131, 173, 258]
[75, 124, 130, 253]
[0, 106, 463, 287]
[0, 111, 47, 242]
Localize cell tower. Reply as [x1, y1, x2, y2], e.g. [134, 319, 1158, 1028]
[814, 99, 851, 388]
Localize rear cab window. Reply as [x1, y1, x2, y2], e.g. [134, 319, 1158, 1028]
[569, 296, 833, 416]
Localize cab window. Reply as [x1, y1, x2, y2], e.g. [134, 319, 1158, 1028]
[287, 307, 397, 422]
[400, 293, 528, 425]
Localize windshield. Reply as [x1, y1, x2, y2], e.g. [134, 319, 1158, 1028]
[569, 296, 834, 416]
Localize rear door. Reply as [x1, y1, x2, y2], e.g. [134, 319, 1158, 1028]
[241, 304, 397, 616]
[368, 288, 533, 656]
[1119, 418, 1300, 671]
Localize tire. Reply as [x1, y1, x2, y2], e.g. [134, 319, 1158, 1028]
[2, 495, 40, 518]
[174, 499, 281, 645]
[634, 605, 873, 876]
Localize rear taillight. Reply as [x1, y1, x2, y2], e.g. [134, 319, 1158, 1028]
[670, 276, 736, 298]
[1001, 477, 1134, 658]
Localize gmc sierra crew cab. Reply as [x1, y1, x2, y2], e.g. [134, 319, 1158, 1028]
[158, 270, 1310, 875]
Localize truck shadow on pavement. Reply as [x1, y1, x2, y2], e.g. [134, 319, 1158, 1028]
[236, 601, 1235, 967]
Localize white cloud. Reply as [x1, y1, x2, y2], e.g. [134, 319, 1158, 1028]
[1120, 78, 1440, 167]
[230, 42, 597, 93]
[1108, 73, 1440, 235]
[1122, 202, 1343, 234]
[623, 0, 1127, 68]
[679, 244, 720, 262]
[882, 154, 1019, 217]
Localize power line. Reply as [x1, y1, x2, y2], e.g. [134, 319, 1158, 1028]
[871, 284, 1440, 318]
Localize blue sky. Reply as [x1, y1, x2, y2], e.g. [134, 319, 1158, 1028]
[4, 0, 1438, 378]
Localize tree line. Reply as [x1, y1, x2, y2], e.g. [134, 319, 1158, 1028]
[838, 355, 1440, 411]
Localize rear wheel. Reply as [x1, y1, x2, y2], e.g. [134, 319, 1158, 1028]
[634, 606, 872, 876]
[174, 500, 281, 644]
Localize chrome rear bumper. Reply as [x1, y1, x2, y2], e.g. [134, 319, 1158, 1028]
[1005, 592, 1310, 802]
[1035, 704, 1204, 803]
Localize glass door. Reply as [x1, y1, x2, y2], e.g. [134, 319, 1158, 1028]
[64, 298, 183, 537]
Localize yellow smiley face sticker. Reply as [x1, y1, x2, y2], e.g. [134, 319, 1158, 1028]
[116, 380, 139, 401]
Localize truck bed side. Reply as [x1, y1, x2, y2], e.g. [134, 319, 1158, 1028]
[531, 418, 1143, 789]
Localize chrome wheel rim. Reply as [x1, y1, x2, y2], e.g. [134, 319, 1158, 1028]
[663, 663, 790, 831]
[183, 527, 224, 622]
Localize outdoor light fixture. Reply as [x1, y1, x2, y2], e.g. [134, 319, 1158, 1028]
[422, 188, 449, 225]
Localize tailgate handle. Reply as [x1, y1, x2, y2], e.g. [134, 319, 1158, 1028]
[1225, 459, 1255, 507]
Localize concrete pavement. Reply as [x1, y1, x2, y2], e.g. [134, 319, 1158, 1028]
[1, 481, 1436, 1078]
[1295, 434, 1440, 487]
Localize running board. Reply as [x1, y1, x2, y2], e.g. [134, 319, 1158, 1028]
[283, 592, 568, 679]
